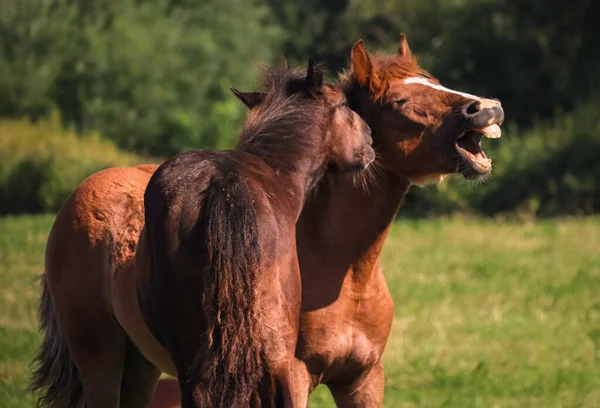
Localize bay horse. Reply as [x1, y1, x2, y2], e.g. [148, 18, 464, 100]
[136, 59, 373, 407]
[30, 35, 504, 407]
[289, 36, 504, 405]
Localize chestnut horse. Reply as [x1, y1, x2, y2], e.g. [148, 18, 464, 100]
[30, 35, 504, 407]
[284, 36, 504, 405]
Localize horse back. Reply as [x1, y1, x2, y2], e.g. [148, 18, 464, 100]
[143, 150, 295, 262]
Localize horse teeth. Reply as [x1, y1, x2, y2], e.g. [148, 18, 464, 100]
[475, 124, 501, 139]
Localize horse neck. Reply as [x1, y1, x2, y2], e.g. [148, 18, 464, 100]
[239, 128, 326, 219]
[274, 161, 324, 219]
[297, 164, 410, 287]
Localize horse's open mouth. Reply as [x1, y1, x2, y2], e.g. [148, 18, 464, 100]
[455, 124, 501, 177]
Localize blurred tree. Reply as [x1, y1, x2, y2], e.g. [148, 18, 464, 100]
[269, 0, 599, 127]
[405, 0, 600, 127]
[0, 0, 74, 119]
[0, 0, 282, 156]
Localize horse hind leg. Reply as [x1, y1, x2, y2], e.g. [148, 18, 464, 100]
[68, 315, 164, 408]
[46, 248, 128, 407]
[33, 265, 126, 408]
[61, 311, 127, 408]
[38, 305, 125, 408]
[119, 338, 163, 408]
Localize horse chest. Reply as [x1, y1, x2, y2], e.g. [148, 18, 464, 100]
[298, 290, 393, 384]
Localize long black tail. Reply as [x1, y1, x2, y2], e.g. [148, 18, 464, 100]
[29, 274, 83, 408]
[193, 173, 264, 407]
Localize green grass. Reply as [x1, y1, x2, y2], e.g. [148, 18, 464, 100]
[0, 215, 54, 407]
[1, 215, 600, 407]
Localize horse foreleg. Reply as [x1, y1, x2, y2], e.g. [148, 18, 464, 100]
[290, 357, 312, 408]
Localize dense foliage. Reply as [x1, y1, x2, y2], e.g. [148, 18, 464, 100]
[0, 0, 280, 156]
[0, 0, 597, 216]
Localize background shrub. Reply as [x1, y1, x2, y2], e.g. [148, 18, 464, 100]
[0, 115, 149, 214]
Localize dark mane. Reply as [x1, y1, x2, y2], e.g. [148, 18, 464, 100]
[339, 52, 433, 102]
[237, 64, 324, 172]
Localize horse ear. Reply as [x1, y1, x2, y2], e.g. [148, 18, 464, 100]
[305, 57, 323, 93]
[397, 33, 412, 57]
[278, 56, 288, 69]
[230, 88, 265, 109]
[351, 40, 374, 87]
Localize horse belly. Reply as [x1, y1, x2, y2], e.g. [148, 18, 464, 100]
[111, 263, 177, 376]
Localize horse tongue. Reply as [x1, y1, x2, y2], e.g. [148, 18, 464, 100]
[475, 124, 501, 139]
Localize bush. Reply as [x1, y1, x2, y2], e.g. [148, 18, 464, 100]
[476, 98, 600, 217]
[0, 115, 149, 214]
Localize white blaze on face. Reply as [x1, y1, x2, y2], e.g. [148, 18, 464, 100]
[403, 77, 500, 110]
[403, 77, 483, 101]
[402, 77, 502, 138]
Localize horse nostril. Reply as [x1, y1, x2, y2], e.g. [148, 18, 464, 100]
[494, 105, 505, 125]
[465, 100, 481, 115]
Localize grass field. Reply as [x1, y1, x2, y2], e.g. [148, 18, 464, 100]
[1, 214, 599, 407]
